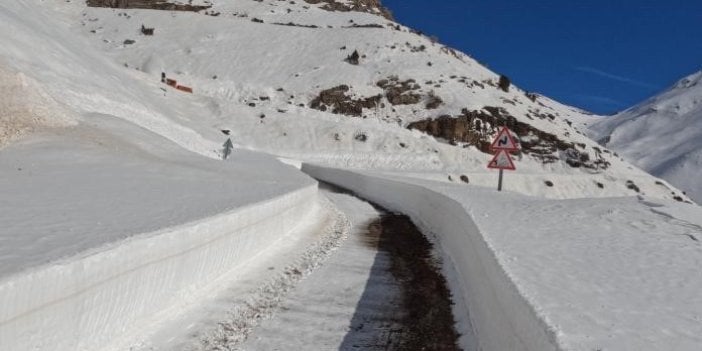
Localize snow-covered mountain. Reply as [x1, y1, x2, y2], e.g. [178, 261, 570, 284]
[0, 0, 692, 203]
[590, 70, 702, 202]
[4, 2, 702, 351]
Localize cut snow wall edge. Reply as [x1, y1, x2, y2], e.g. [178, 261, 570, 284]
[302, 164, 560, 351]
[0, 183, 319, 351]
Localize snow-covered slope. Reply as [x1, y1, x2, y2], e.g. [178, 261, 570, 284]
[14, 0, 682, 202]
[0, 0, 229, 156]
[590, 71, 702, 202]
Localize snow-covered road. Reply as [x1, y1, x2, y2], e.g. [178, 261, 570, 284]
[239, 185, 402, 350]
[239, 184, 460, 350]
[128, 184, 460, 351]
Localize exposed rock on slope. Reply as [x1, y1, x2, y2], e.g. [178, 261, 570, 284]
[377, 76, 423, 105]
[310, 85, 382, 117]
[86, 0, 211, 12]
[304, 0, 393, 20]
[408, 107, 611, 169]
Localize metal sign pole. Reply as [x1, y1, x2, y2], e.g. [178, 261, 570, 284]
[497, 169, 503, 191]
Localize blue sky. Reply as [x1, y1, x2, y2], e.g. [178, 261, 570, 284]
[382, 0, 702, 114]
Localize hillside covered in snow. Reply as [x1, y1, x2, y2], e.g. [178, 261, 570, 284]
[0, 0, 686, 202]
[590, 70, 702, 202]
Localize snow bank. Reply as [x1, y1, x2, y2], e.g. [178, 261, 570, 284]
[0, 186, 317, 350]
[303, 164, 558, 351]
[0, 184, 317, 351]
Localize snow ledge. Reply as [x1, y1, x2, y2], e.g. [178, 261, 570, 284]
[0, 184, 319, 351]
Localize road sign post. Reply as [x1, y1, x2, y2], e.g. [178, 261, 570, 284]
[487, 127, 519, 191]
[498, 169, 504, 191]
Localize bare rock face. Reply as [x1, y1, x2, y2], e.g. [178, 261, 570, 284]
[408, 113, 492, 152]
[86, 0, 211, 12]
[304, 0, 394, 20]
[408, 107, 611, 170]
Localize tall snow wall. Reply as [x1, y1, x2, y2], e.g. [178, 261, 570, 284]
[303, 165, 559, 351]
[0, 184, 318, 351]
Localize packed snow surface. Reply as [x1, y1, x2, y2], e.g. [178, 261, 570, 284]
[306, 165, 702, 351]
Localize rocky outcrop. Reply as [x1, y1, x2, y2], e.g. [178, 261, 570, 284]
[408, 107, 611, 169]
[311, 77, 443, 117]
[304, 0, 393, 20]
[310, 85, 382, 117]
[86, 0, 211, 12]
[407, 113, 493, 152]
[377, 76, 422, 105]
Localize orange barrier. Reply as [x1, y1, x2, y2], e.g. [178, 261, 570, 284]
[166, 78, 177, 87]
[176, 85, 193, 93]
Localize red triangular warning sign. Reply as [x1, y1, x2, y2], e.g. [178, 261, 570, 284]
[487, 149, 516, 170]
[490, 127, 519, 151]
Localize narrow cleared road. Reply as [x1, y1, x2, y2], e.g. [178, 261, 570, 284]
[239, 184, 460, 350]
